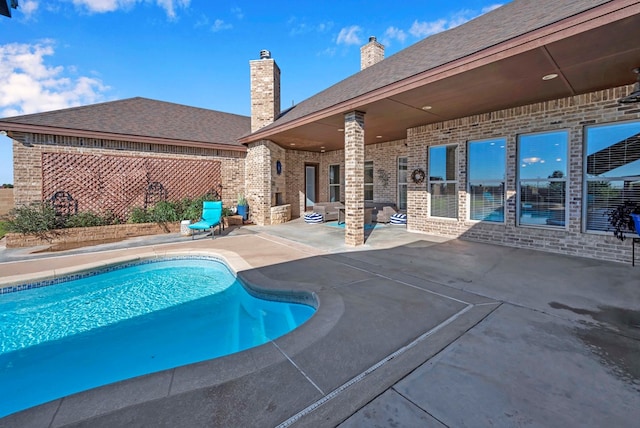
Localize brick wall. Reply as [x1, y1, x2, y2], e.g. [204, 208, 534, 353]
[282, 141, 407, 219]
[360, 37, 384, 70]
[270, 204, 291, 225]
[245, 140, 272, 225]
[5, 222, 181, 248]
[285, 149, 321, 218]
[250, 58, 281, 133]
[406, 85, 640, 264]
[344, 111, 366, 246]
[0, 188, 14, 216]
[12, 134, 245, 215]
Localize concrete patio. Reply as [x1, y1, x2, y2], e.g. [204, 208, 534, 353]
[0, 220, 639, 427]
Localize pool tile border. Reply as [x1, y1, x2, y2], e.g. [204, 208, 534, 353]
[0, 255, 228, 296]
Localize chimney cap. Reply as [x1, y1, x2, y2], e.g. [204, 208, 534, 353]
[259, 49, 271, 59]
[369, 36, 377, 42]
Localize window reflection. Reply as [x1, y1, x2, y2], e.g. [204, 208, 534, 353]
[398, 157, 407, 210]
[329, 164, 341, 202]
[468, 139, 505, 222]
[364, 161, 373, 201]
[518, 131, 568, 227]
[585, 121, 640, 232]
[429, 145, 457, 218]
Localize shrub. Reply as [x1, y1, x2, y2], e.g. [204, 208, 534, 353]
[177, 197, 204, 222]
[128, 207, 150, 224]
[147, 201, 179, 223]
[0, 220, 8, 239]
[65, 211, 108, 228]
[6, 203, 57, 235]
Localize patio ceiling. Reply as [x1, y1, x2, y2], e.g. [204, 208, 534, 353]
[244, 3, 640, 152]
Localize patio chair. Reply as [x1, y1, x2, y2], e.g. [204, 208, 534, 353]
[189, 201, 223, 239]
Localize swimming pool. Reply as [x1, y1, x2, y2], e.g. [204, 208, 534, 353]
[0, 257, 315, 418]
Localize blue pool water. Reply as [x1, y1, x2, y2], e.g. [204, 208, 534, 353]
[0, 258, 315, 418]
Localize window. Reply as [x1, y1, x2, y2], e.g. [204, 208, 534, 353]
[329, 164, 341, 202]
[364, 161, 374, 201]
[429, 144, 458, 218]
[584, 121, 640, 232]
[468, 138, 506, 222]
[398, 157, 407, 210]
[517, 130, 568, 227]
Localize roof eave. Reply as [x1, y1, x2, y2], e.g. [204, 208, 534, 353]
[0, 123, 247, 152]
[238, 0, 639, 145]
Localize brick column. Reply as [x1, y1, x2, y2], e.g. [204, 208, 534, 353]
[344, 111, 365, 246]
[245, 141, 272, 226]
[406, 127, 428, 232]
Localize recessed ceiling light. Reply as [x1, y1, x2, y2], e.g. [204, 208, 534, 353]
[542, 73, 558, 81]
[376, 135, 382, 139]
[289, 143, 295, 146]
[320, 146, 325, 149]
[321, 149, 325, 153]
[421, 105, 432, 110]
[338, 128, 344, 132]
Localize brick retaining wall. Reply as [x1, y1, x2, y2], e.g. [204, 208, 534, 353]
[5, 222, 182, 248]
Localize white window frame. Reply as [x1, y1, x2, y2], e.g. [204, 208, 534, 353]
[364, 160, 374, 201]
[516, 129, 569, 229]
[398, 156, 408, 210]
[583, 119, 640, 234]
[428, 144, 458, 219]
[329, 164, 341, 203]
[467, 138, 506, 223]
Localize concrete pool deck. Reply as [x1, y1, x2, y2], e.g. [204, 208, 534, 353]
[0, 220, 639, 427]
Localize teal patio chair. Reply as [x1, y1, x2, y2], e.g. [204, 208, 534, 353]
[189, 201, 223, 239]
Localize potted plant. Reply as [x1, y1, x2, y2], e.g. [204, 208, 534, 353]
[237, 193, 249, 221]
[606, 200, 640, 241]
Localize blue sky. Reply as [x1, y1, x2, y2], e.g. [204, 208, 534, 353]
[0, 0, 505, 185]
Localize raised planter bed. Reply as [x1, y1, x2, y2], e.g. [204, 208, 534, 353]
[5, 222, 182, 249]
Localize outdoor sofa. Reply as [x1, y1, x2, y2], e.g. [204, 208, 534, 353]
[364, 201, 398, 223]
[312, 202, 344, 222]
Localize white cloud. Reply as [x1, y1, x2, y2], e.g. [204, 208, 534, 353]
[336, 25, 362, 46]
[19, 0, 39, 18]
[156, 0, 190, 20]
[382, 26, 407, 47]
[288, 17, 333, 36]
[409, 3, 504, 39]
[0, 42, 109, 117]
[482, 4, 504, 13]
[71, 0, 190, 19]
[211, 19, 232, 32]
[409, 19, 447, 38]
[317, 47, 337, 57]
[231, 7, 243, 20]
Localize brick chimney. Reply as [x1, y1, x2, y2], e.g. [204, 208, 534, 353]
[250, 49, 281, 132]
[360, 36, 384, 70]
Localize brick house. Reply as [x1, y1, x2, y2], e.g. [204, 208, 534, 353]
[2, 0, 640, 263]
[0, 98, 249, 219]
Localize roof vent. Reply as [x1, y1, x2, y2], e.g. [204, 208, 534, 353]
[259, 49, 271, 59]
[619, 68, 640, 104]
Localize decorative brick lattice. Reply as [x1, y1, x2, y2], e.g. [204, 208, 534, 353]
[42, 153, 221, 219]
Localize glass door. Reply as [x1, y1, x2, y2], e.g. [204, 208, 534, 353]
[305, 164, 318, 210]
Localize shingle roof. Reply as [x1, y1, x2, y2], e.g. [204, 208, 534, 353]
[0, 97, 250, 147]
[260, 0, 611, 132]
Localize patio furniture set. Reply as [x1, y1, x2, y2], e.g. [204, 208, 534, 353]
[304, 201, 407, 225]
